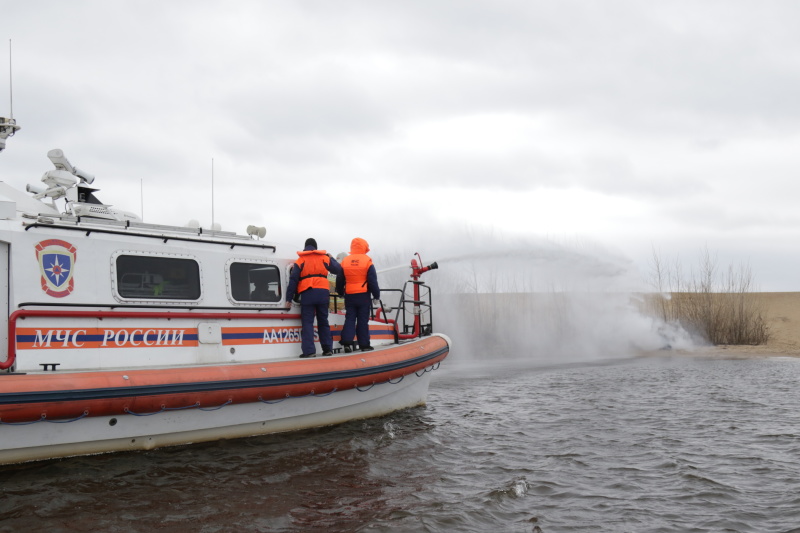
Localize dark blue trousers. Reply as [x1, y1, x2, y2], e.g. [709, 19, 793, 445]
[341, 292, 372, 348]
[300, 288, 332, 355]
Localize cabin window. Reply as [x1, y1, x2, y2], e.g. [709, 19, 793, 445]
[116, 255, 201, 300]
[229, 262, 281, 303]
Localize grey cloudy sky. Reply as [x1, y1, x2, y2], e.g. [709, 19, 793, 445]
[2, 1, 800, 290]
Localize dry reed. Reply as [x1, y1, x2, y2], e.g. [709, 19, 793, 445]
[646, 247, 769, 345]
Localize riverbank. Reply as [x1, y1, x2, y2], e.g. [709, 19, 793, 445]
[676, 292, 800, 358]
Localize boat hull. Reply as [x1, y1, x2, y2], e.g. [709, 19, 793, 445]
[0, 334, 449, 465]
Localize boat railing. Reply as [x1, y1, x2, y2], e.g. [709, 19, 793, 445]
[372, 280, 434, 342]
[22, 216, 277, 252]
[0, 308, 302, 372]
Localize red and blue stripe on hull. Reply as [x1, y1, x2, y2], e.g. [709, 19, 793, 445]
[0, 335, 449, 424]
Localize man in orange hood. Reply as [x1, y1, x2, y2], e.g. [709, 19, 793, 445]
[335, 237, 380, 352]
[286, 237, 342, 358]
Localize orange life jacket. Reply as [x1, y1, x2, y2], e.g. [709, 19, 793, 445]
[342, 254, 372, 295]
[295, 250, 330, 292]
[341, 238, 370, 295]
[341, 237, 373, 295]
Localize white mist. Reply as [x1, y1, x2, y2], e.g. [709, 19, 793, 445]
[376, 230, 694, 369]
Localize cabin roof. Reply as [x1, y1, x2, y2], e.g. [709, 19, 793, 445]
[0, 181, 59, 216]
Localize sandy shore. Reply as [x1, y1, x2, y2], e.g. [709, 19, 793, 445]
[673, 292, 800, 358]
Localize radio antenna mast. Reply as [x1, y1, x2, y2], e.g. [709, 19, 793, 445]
[0, 39, 20, 153]
[8, 39, 12, 119]
[211, 157, 215, 230]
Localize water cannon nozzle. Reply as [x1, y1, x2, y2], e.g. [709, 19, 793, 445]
[416, 261, 439, 276]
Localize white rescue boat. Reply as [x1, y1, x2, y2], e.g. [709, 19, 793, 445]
[0, 118, 449, 465]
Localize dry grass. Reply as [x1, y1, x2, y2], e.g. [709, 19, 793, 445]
[645, 247, 769, 345]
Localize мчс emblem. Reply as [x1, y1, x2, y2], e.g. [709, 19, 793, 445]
[35, 239, 77, 298]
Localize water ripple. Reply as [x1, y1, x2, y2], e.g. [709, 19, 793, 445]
[2, 356, 800, 532]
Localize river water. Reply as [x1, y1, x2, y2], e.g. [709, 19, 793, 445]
[2, 354, 800, 532]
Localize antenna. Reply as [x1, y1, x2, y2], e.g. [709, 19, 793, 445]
[140, 178, 144, 221]
[0, 39, 20, 153]
[8, 39, 12, 119]
[211, 157, 215, 230]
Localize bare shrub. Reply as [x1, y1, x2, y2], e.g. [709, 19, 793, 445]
[646, 247, 769, 345]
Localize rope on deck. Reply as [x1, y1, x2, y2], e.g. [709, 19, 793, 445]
[415, 361, 441, 376]
[0, 410, 90, 425]
[258, 387, 339, 404]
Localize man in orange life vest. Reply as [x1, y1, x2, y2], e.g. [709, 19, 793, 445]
[286, 238, 342, 358]
[336, 237, 380, 353]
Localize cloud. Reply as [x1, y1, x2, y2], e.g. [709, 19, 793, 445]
[4, 1, 800, 290]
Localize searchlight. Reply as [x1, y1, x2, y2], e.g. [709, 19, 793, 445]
[247, 225, 267, 239]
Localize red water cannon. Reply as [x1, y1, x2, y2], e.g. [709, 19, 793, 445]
[410, 253, 438, 281]
[374, 253, 439, 340]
